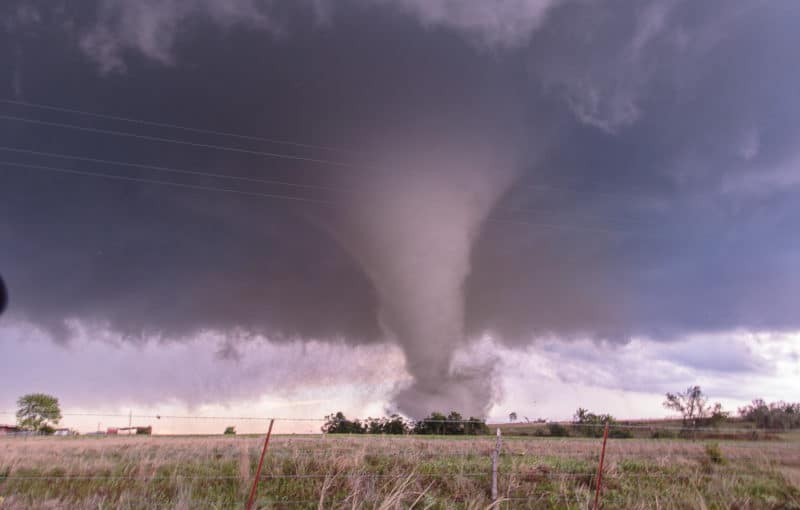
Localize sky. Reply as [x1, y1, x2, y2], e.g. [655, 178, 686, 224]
[1, 0, 799, 433]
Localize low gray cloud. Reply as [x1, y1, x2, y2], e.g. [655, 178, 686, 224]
[366, 0, 560, 48]
[79, 0, 285, 73]
[77, 0, 563, 72]
[1, 0, 799, 417]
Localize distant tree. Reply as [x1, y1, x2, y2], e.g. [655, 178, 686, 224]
[509, 412, 518, 423]
[224, 426, 236, 435]
[547, 423, 569, 437]
[739, 399, 800, 430]
[365, 417, 383, 434]
[414, 411, 447, 435]
[382, 414, 409, 434]
[16, 393, 61, 433]
[706, 402, 730, 428]
[574, 408, 590, 423]
[413, 411, 486, 435]
[321, 412, 365, 434]
[322, 411, 483, 436]
[663, 386, 709, 427]
[572, 408, 632, 438]
[444, 411, 464, 435]
[464, 416, 489, 435]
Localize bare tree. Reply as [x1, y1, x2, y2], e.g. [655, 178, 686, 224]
[663, 385, 708, 427]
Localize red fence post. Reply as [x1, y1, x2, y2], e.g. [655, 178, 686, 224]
[246, 419, 275, 510]
[593, 422, 610, 510]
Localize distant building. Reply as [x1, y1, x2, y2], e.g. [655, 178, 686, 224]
[108, 426, 152, 435]
[0, 425, 21, 435]
[54, 428, 77, 436]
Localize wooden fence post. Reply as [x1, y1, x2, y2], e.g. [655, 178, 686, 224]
[593, 422, 610, 510]
[246, 419, 275, 510]
[491, 427, 502, 501]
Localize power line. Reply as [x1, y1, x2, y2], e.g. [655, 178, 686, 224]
[0, 114, 360, 169]
[0, 145, 642, 228]
[0, 111, 652, 201]
[0, 98, 361, 156]
[0, 160, 648, 236]
[0, 100, 664, 205]
[0, 146, 345, 193]
[0, 161, 335, 206]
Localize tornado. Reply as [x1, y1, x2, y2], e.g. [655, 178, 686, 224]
[335, 131, 520, 418]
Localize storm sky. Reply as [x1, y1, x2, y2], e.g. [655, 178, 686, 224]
[1, 0, 799, 430]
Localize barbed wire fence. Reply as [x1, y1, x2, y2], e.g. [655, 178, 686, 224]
[0, 411, 797, 509]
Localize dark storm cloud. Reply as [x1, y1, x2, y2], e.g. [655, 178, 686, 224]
[1, 0, 799, 416]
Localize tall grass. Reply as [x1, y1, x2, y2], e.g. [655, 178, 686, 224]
[0, 434, 798, 508]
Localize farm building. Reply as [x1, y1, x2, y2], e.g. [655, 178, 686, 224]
[107, 426, 152, 435]
[0, 425, 21, 435]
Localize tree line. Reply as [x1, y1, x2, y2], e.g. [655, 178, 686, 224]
[660, 386, 799, 430]
[321, 411, 488, 435]
[738, 399, 800, 430]
[9, 390, 800, 436]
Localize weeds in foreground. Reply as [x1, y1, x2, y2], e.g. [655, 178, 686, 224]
[0, 435, 798, 509]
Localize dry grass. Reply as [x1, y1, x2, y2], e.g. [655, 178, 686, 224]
[1, 434, 799, 509]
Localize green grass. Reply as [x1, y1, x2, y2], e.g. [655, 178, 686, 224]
[0, 434, 798, 509]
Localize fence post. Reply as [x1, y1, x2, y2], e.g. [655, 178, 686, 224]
[593, 422, 610, 510]
[491, 427, 502, 501]
[246, 419, 275, 510]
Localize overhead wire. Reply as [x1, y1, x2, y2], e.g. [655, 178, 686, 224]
[0, 145, 643, 229]
[0, 114, 360, 169]
[0, 146, 347, 193]
[0, 105, 653, 200]
[0, 160, 648, 236]
[0, 100, 661, 236]
[0, 161, 334, 206]
[0, 98, 360, 156]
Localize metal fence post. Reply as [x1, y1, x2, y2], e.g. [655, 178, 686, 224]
[491, 427, 502, 501]
[593, 422, 610, 510]
[246, 419, 275, 510]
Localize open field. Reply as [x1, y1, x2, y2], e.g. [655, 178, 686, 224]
[1, 434, 799, 509]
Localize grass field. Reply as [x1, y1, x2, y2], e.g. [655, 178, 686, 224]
[1, 433, 799, 509]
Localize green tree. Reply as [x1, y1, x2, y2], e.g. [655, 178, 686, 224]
[444, 411, 464, 435]
[739, 399, 800, 429]
[366, 417, 384, 434]
[414, 412, 447, 435]
[414, 411, 487, 435]
[464, 416, 488, 435]
[547, 422, 569, 437]
[663, 386, 708, 427]
[572, 407, 632, 438]
[382, 414, 409, 434]
[706, 402, 729, 428]
[321, 412, 365, 434]
[509, 412, 517, 423]
[16, 393, 62, 433]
